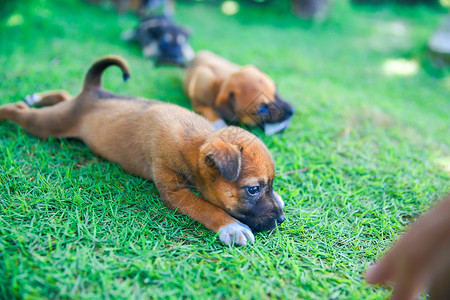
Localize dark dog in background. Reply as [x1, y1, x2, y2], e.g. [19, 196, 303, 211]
[87, 0, 193, 66]
[122, 15, 194, 67]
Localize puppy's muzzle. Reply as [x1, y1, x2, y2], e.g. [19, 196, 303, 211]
[230, 191, 286, 233]
[276, 215, 286, 226]
[264, 95, 294, 124]
[157, 40, 190, 67]
[250, 212, 285, 232]
[260, 96, 294, 135]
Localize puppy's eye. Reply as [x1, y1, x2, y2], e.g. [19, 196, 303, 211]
[163, 33, 172, 42]
[247, 186, 260, 196]
[258, 104, 269, 115]
[177, 35, 186, 44]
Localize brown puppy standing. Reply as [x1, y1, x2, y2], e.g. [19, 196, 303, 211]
[0, 56, 285, 246]
[184, 51, 294, 134]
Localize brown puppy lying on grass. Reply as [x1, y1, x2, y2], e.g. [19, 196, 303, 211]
[184, 51, 294, 135]
[0, 56, 285, 246]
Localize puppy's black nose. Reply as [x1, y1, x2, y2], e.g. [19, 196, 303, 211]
[276, 215, 285, 226]
[286, 107, 294, 118]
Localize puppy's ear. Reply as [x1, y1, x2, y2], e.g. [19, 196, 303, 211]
[204, 140, 241, 182]
[215, 90, 236, 121]
[241, 64, 258, 71]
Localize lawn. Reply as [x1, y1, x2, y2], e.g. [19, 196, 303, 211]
[0, 0, 449, 298]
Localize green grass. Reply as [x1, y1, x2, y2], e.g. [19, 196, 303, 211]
[1, 0, 449, 298]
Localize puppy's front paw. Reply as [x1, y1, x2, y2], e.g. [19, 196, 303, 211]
[24, 93, 41, 106]
[219, 222, 255, 246]
[212, 119, 227, 130]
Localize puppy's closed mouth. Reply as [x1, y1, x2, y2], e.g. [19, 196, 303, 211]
[227, 211, 285, 233]
[250, 223, 278, 233]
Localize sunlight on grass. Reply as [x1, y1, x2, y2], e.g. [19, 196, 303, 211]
[6, 13, 24, 27]
[442, 77, 450, 91]
[35, 7, 52, 18]
[382, 59, 419, 76]
[440, 0, 450, 8]
[377, 21, 409, 37]
[221, 1, 240, 16]
[435, 157, 450, 173]
[360, 20, 411, 53]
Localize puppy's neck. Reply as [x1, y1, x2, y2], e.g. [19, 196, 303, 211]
[175, 130, 210, 186]
[210, 79, 223, 103]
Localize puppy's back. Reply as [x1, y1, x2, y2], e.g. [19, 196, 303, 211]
[79, 100, 213, 180]
[184, 51, 240, 106]
[186, 51, 239, 79]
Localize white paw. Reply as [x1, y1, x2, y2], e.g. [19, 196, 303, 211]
[212, 119, 227, 130]
[24, 93, 41, 106]
[273, 192, 285, 209]
[218, 222, 255, 246]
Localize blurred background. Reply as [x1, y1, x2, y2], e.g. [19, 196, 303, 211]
[1, 1, 449, 299]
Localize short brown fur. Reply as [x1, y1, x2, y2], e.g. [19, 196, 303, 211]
[184, 50, 293, 127]
[0, 56, 285, 245]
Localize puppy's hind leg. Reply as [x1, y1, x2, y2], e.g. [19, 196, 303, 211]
[0, 99, 79, 139]
[24, 90, 73, 107]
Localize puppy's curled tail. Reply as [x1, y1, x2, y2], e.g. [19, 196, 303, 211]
[83, 55, 130, 91]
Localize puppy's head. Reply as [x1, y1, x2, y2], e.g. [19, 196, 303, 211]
[155, 25, 193, 67]
[198, 126, 285, 232]
[215, 66, 294, 128]
[137, 16, 194, 67]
